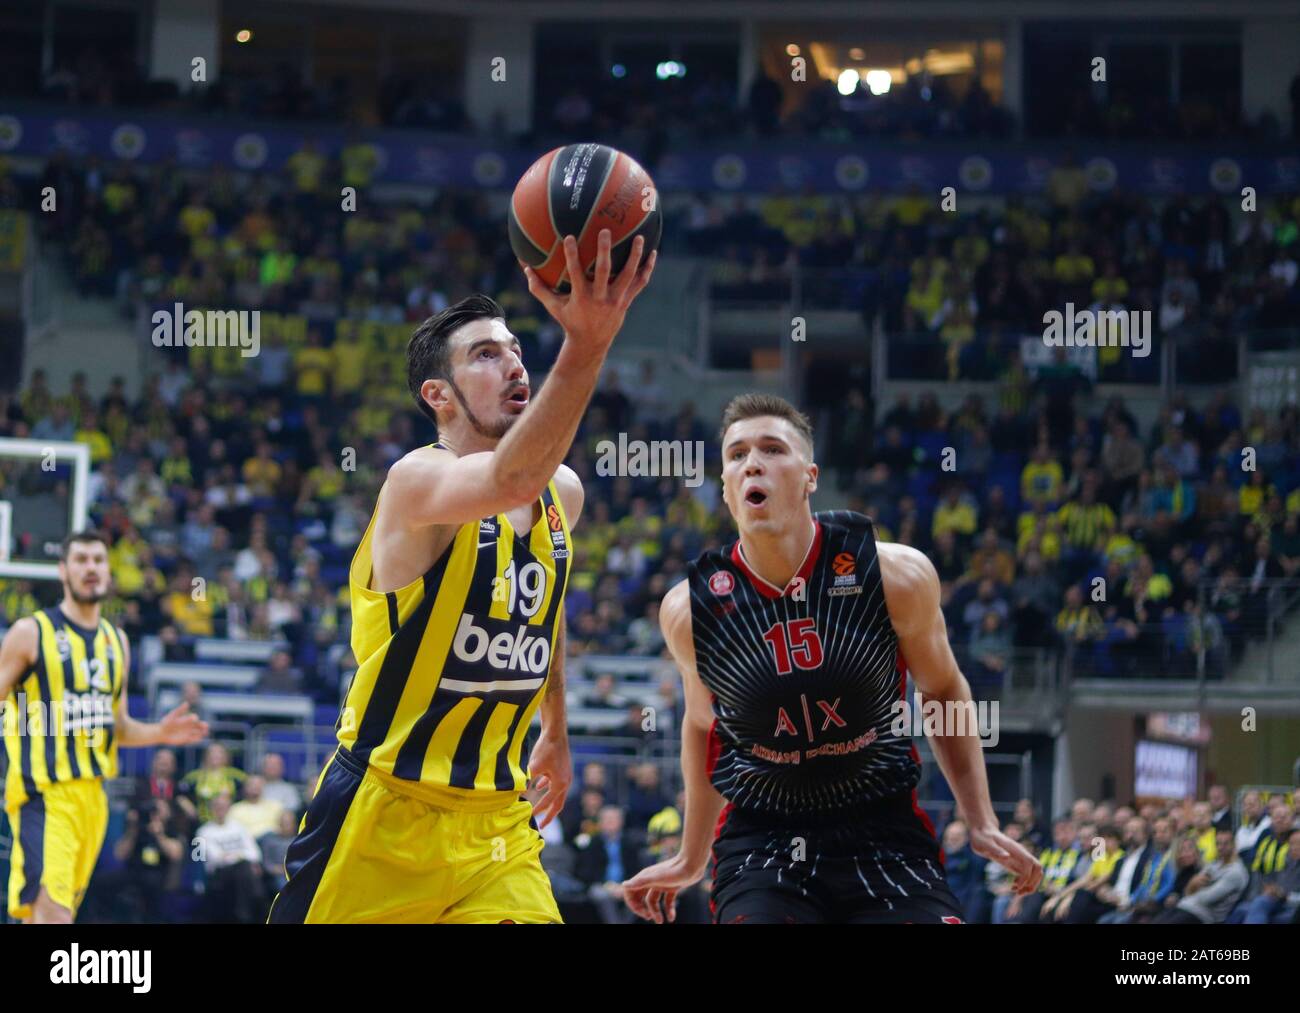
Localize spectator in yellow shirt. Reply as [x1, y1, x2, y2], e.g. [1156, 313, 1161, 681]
[1021, 443, 1064, 507]
[932, 484, 979, 540]
[1018, 515, 1062, 561]
[904, 262, 945, 331]
[893, 185, 931, 228]
[178, 191, 217, 247]
[286, 140, 327, 197]
[967, 528, 1016, 585]
[931, 279, 977, 380]
[160, 436, 195, 489]
[0, 579, 39, 624]
[102, 166, 138, 217]
[242, 441, 283, 500]
[341, 135, 380, 191]
[299, 450, 346, 512]
[74, 411, 113, 464]
[166, 579, 215, 637]
[1190, 803, 1218, 864]
[1056, 585, 1104, 642]
[294, 330, 333, 399]
[1053, 241, 1095, 287]
[1091, 260, 1130, 305]
[331, 332, 369, 400]
[1238, 471, 1275, 516]
[108, 530, 155, 596]
[1057, 482, 1118, 556]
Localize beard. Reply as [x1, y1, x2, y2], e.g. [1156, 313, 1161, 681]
[446, 375, 517, 441]
[69, 585, 107, 605]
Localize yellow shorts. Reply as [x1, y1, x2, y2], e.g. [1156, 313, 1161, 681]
[6, 779, 108, 921]
[268, 747, 561, 924]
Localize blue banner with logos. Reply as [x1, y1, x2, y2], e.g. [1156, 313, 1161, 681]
[1, 108, 1296, 195]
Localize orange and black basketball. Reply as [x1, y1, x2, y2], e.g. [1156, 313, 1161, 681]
[508, 143, 661, 292]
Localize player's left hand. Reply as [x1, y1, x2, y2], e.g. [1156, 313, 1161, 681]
[526, 729, 571, 830]
[157, 702, 210, 746]
[970, 825, 1043, 896]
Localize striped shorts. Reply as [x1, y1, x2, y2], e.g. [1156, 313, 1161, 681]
[710, 791, 964, 924]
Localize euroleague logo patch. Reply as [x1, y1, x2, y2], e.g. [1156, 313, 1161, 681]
[547, 503, 567, 550]
[829, 552, 862, 596]
[709, 571, 735, 596]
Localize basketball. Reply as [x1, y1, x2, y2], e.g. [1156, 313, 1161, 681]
[507, 142, 662, 292]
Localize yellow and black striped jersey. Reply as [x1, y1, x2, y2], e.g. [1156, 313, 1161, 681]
[2, 607, 125, 807]
[337, 465, 572, 806]
[1056, 500, 1117, 550]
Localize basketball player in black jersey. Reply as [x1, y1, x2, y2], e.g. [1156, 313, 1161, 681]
[623, 394, 1042, 923]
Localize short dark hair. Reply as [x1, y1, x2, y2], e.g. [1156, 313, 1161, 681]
[60, 529, 108, 559]
[718, 393, 815, 453]
[406, 294, 505, 427]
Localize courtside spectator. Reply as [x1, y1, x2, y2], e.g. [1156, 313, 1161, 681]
[194, 792, 266, 924]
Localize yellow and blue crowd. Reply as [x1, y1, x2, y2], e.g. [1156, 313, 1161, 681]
[939, 789, 1299, 924]
[828, 384, 1300, 686]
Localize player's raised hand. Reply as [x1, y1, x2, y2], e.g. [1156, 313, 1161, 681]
[622, 853, 706, 924]
[157, 701, 210, 746]
[522, 230, 656, 355]
[970, 825, 1043, 896]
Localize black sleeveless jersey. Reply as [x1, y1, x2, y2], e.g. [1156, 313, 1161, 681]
[687, 511, 920, 819]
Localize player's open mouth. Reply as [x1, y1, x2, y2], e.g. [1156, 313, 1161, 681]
[504, 388, 529, 410]
[744, 488, 767, 506]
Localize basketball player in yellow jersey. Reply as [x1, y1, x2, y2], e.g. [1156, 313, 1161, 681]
[0, 530, 209, 923]
[268, 230, 655, 923]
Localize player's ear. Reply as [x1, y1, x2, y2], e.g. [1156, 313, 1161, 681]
[806, 462, 818, 497]
[423, 377, 452, 417]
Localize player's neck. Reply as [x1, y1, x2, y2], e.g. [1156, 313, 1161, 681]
[737, 513, 816, 592]
[59, 597, 101, 630]
[435, 428, 499, 457]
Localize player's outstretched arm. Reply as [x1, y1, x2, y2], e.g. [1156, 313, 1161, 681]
[623, 580, 726, 923]
[112, 631, 210, 748]
[387, 231, 654, 529]
[879, 542, 1043, 896]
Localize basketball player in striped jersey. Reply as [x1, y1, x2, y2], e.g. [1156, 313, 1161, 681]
[0, 530, 209, 923]
[269, 231, 655, 923]
[623, 394, 1042, 923]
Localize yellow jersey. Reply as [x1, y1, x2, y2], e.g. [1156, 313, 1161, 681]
[2, 608, 125, 808]
[337, 463, 572, 805]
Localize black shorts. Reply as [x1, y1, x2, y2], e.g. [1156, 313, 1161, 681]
[709, 791, 965, 924]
